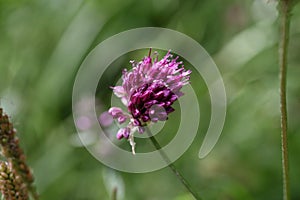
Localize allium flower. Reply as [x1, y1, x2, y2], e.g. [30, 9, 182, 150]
[107, 49, 191, 154]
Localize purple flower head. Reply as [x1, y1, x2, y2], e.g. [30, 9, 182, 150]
[107, 49, 191, 154]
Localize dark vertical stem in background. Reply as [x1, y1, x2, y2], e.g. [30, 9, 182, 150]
[278, 0, 293, 199]
[145, 127, 202, 200]
[111, 187, 117, 200]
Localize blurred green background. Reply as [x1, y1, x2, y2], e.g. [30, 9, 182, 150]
[1, 0, 300, 199]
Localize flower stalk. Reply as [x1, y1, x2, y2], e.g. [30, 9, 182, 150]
[145, 127, 202, 200]
[278, 0, 293, 199]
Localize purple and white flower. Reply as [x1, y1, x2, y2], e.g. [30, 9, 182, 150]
[108, 49, 191, 154]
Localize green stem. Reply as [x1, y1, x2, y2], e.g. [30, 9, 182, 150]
[29, 186, 39, 200]
[145, 127, 202, 200]
[278, 0, 292, 199]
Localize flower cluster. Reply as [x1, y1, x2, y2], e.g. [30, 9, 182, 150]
[108, 50, 191, 154]
[0, 108, 38, 199]
[0, 161, 28, 200]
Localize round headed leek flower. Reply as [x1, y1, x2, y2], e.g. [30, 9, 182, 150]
[108, 49, 191, 154]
